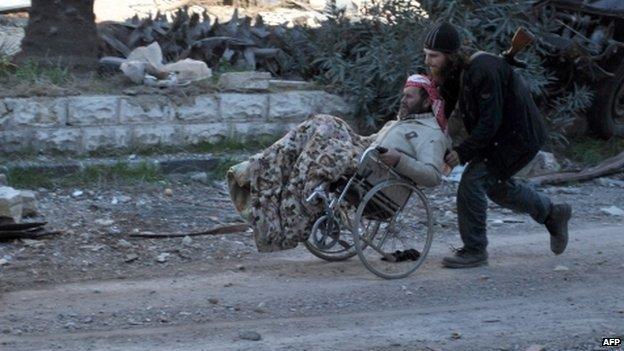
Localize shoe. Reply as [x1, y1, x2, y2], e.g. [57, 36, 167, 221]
[442, 247, 488, 268]
[545, 204, 572, 255]
[381, 249, 421, 262]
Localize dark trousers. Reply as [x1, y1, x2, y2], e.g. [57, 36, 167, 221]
[457, 161, 552, 252]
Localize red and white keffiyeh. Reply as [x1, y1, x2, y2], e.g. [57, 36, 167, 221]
[404, 74, 447, 133]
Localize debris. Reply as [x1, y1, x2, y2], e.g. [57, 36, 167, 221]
[156, 252, 170, 263]
[554, 265, 569, 271]
[72, 190, 84, 198]
[129, 223, 250, 238]
[525, 345, 545, 351]
[601, 206, 624, 217]
[117, 239, 133, 248]
[450, 331, 462, 340]
[239, 331, 262, 341]
[208, 298, 219, 305]
[0, 221, 58, 241]
[95, 219, 115, 226]
[164, 188, 174, 197]
[595, 178, 624, 187]
[530, 150, 624, 185]
[236, 264, 246, 271]
[517, 151, 561, 178]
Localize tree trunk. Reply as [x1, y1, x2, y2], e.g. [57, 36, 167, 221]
[15, 0, 98, 70]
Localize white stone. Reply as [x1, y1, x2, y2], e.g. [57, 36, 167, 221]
[72, 190, 84, 197]
[2, 97, 67, 128]
[156, 252, 170, 263]
[20, 190, 38, 217]
[219, 94, 268, 121]
[82, 126, 131, 152]
[181, 123, 230, 145]
[554, 265, 569, 271]
[0, 186, 23, 222]
[218, 71, 271, 91]
[601, 206, 624, 217]
[33, 129, 82, 154]
[67, 96, 119, 126]
[517, 151, 561, 178]
[176, 95, 219, 122]
[95, 219, 115, 226]
[119, 96, 174, 124]
[182, 236, 193, 246]
[131, 124, 177, 147]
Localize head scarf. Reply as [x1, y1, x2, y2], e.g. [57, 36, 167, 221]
[404, 74, 447, 132]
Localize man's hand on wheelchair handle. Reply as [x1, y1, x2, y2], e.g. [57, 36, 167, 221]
[378, 147, 401, 167]
[445, 150, 460, 168]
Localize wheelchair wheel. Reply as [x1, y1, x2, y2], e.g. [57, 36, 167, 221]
[352, 180, 433, 279]
[304, 209, 357, 262]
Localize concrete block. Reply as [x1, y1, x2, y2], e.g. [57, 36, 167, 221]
[132, 124, 178, 147]
[0, 186, 23, 222]
[176, 95, 220, 122]
[82, 126, 132, 152]
[181, 123, 230, 145]
[220, 93, 268, 121]
[120, 95, 174, 124]
[33, 128, 82, 154]
[1, 97, 67, 129]
[68, 96, 119, 126]
[218, 71, 271, 91]
[0, 130, 32, 153]
[269, 91, 352, 121]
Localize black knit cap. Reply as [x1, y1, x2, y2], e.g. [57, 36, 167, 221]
[424, 22, 461, 53]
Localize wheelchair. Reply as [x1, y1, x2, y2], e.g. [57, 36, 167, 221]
[304, 147, 434, 279]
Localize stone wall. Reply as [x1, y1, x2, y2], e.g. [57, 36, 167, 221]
[0, 90, 352, 155]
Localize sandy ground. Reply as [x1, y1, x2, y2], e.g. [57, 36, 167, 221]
[0, 173, 623, 350]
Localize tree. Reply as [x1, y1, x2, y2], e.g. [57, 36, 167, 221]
[15, 0, 98, 70]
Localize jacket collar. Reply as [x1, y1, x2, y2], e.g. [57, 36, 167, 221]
[398, 113, 440, 129]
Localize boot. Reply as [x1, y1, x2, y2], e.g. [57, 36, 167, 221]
[545, 204, 572, 255]
[442, 247, 488, 268]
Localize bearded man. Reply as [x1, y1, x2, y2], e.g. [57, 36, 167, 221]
[227, 74, 451, 252]
[423, 22, 572, 268]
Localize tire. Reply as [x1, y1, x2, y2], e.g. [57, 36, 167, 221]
[588, 63, 624, 139]
[304, 212, 357, 262]
[352, 180, 433, 280]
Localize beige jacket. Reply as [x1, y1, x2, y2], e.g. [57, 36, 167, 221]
[371, 113, 451, 187]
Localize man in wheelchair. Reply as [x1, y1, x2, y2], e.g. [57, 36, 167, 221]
[227, 74, 451, 254]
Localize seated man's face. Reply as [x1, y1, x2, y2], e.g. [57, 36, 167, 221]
[398, 87, 430, 119]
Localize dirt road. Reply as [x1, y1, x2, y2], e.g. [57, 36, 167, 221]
[1, 224, 622, 351]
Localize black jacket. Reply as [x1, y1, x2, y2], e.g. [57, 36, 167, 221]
[455, 53, 547, 180]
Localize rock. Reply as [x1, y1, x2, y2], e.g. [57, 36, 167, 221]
[208, 298, 219, 305]
[601, 206, 624, 217]
[0, 186, 23, 222]
[117, 195, 132, 203]
[95, 219, 115, 226]
[450, 331, 462, 340]
[554, 265, 569, 271]
[156, 252, 170, 263]
[236, 264, 246, 271]
[117, 239, 133, 248]
[0, 173, 6, 186]
[0, 258, 10, 266]
[595, 178, 624, 188]
[190, 172, 209, 183]
[182, 236, 193, 247]
[525, 345, 545, 351]
[124, 253, 139, 263]
[22, 239, 45, 248]
[239, 331, 262, 341]
[72, 190, 84, 198]
[164, 188, 173, 197]
[111, 197, 119, 205]
[81, 244, 106, 252]
[19, 190, 38, 217]
[218, 71, 271, 91]
[517, 151, 561, 178]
